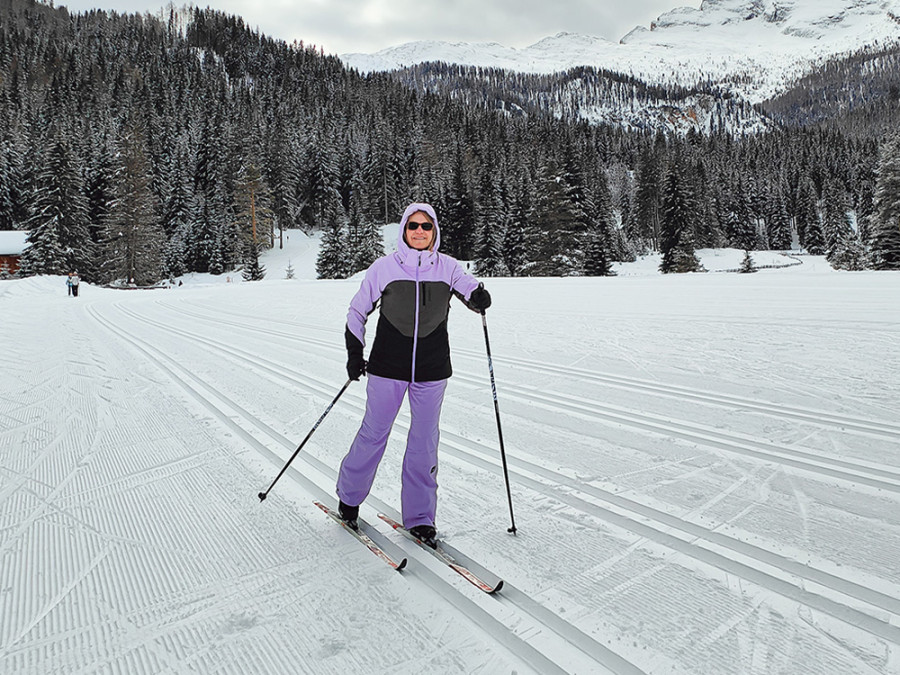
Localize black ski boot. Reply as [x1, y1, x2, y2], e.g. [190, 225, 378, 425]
[408, 524, 437, 549]
[338, 500, 359, 530]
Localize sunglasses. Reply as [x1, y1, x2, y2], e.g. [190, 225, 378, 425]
[406, 220, 434, 231]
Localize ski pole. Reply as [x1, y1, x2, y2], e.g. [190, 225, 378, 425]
[258, 379, 353, 502]
[479, 302, 517, 535]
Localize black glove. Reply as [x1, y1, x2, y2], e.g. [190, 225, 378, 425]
[345, 328, 367, 381]
[468, 285, 492, 311]
[347, 353, 367, 381]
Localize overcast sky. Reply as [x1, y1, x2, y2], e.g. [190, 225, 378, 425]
[56, 1, 700, 55]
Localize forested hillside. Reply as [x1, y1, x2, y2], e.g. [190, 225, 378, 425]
[1, 0, 899, 284]
[762, 43, 900, 135]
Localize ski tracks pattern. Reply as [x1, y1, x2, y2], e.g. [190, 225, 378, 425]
[110, 295, 900, 674]
[5, 285, 898, 675]
[0, 294, 531, 675]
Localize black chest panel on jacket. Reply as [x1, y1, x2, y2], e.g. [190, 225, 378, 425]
[367, 279, 454, 381]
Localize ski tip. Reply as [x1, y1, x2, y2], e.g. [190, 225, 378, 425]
[396, 558, 408, 572]
[489, 579, 504, 594]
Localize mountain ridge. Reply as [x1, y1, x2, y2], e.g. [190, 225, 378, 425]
[341, 0, 900, 103]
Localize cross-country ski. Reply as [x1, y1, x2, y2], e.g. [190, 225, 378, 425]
[378, 514, 504, 594]
[315, 501, 408, 571]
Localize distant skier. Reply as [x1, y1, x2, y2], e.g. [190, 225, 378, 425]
[70, 272, 80, 297]
[336, 202, 492, 547]
[66, 273, 73, 296]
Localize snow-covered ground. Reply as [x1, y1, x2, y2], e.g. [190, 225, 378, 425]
[2, 231, 899, 674]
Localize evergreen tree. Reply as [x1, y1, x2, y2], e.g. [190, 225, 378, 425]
[725, 177, 758, 251]
[795, 177, 825, 254]
[738, 250, 757, 273]
[829, 233, 867, 270]
[767, 182, 793, 250]
[316, 191, 349, 279]
[362, 120, 402, 226]
[659, 158, 703, 274]
[474, 159, 509, 276]
[0, 131, 24, 230]
[85, 127, 119, 274]
[526, 157, 586, 276]
[102, 126, 163, 285]
[632, 135, 666, 251]
[233, 163, 274, 264]
[822, 178, 854, 262]
[582, 170, 615, 276]
[502, 173, 531, 276]
[191, 112, 229, 272]
[19, 134, 92, 277]
[284, 259, 296, 279]
[161, 137, 195, 278]
[302, 125, 341, 229]
[241, 242, 266, 281]
[473, 223, 509, 276]
[347, 182, 384, 275]
[871, 132, 900, 269]
[268, 125, 302, 236]
[442, 144, 476, 259]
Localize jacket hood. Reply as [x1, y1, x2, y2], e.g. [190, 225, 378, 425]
[397, 202, 441, 255]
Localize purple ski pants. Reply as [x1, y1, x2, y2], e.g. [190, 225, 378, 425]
[337, 374, 447, 530]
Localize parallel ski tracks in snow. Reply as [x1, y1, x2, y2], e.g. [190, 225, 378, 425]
[157, 298, 900, 495]
[455, 348, 900, 441]
[88, 303, 637, 675]
[101, 300, 900, 649]
[169, 297, 900, 442]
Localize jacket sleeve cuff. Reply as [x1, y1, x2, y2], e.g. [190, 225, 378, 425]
[345, 326, 364, 356]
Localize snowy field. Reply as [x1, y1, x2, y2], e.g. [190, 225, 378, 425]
[1, 232, 899, 674]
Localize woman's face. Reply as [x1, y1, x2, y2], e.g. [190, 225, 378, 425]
[404, 211, 435, 250]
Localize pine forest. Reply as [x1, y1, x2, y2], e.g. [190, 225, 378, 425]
[2, 0, 900, 285]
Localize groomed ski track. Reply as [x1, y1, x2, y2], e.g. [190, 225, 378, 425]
[85, 300, 639, 675]
[100, 298, 900, 644]
[2, 271, 899, 675]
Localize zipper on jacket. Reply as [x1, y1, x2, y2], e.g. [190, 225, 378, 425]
[410, 252, 422, 382]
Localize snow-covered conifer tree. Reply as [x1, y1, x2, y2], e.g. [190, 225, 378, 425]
[871, 133, 900, 269]
[582, 170, 615, 276]
[632, 135, 666, 251]
[474, 224, 509, 277]
[19, 134, 92, 277]
[822, 179, 854, 263]
[191, 113, 228, 272]
[738, 250, 757, 273]
[766, 182, 793, 250]
[0, 131, 25, 231]
[441, 144, 476, 260]
[316, 192, 349, 279]
[725, 177, 758, 251]
[502, 173, 531, 276]
[659, 158, 703, 274]
[241, 242, 266, 281]
[347, 183, 383, 275]
[795, 177, 825, 254]
[102, 126, 163, 285]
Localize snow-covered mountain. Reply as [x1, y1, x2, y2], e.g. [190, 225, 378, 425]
[342, 0, 900, 103]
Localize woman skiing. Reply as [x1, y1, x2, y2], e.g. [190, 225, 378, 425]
[336, 202, 491, 547]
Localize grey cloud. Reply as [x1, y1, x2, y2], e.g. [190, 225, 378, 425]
[59, 1, 694, 54]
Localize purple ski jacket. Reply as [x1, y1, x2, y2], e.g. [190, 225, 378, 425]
[346, 203, 482, 383]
